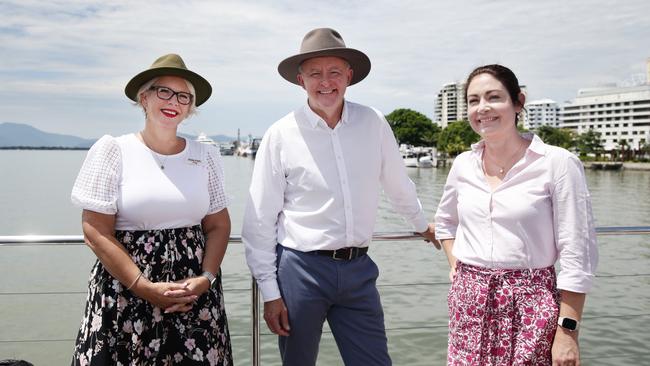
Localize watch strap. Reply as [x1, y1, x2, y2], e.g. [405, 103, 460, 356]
[557, 316, 579, 331]
[201, 271, 217, 288]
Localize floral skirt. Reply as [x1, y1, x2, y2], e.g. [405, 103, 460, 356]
[71, 225, 232, 366]
[447, 261, 560, 366]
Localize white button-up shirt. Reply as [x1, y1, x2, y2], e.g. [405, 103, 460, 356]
[243, 100, 428, 301]
[435, 133, 598, 293]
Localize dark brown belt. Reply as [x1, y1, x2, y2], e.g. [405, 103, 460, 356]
[315, 247, 368, 260]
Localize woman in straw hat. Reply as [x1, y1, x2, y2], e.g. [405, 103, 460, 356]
[70, 54, 232, 365]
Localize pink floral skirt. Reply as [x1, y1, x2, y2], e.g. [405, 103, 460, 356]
[447, 261, 560, 366]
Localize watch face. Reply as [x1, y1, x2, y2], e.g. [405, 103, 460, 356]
[561, 317, 578, 330]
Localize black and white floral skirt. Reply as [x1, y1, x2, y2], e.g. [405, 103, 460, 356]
[71, 225, 232, 366]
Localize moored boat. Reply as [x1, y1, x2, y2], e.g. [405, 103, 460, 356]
[196, 132, 217, 145]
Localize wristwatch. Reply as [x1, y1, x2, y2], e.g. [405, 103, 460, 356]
[201, 271, 217, 289]
[557, 316, 579, 331]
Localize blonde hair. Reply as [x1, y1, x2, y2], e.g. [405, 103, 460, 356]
[135, 77, 198, 117]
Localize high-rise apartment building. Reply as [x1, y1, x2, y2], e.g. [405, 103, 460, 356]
[434, 82, 466, 128]
[524, 99, 560, 129]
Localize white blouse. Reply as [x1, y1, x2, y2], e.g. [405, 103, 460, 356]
[71, 134, 229, 230]
[434, 133, 598, 293]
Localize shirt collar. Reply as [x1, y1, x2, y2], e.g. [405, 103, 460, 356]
[301, 100, 349, 129]
[470, 132, 547, 158]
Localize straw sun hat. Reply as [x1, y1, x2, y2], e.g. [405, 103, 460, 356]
[278, 28, 371, 86]
[124, 53, 212, 106]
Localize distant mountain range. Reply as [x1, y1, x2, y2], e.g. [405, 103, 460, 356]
[0, 122, 234, 148]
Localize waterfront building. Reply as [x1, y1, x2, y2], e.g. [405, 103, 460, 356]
[524, 99, 560, 130]
[558, 58, 650, 151]
[434, 82, 466, 128]
[559, 85, 650, 151]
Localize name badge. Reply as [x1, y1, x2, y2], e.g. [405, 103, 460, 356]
[187, 158, 202, 166]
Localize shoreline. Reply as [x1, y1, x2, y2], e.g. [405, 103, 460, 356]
[581, 161, 650, 171]
[622, 162, 650, 171]
[3, 149, 650, 171]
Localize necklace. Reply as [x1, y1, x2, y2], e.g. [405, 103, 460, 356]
[140, 132, 169, 170]
[483, 141, 526, 177]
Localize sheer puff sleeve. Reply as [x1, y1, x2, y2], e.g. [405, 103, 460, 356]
[71, 135, 122, 214]
[205, 145, 230, 214]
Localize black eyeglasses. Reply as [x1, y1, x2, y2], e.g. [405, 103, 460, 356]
[149, 86, 194, 105]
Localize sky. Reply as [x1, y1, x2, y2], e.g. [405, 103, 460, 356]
[1, 0, 649, 139]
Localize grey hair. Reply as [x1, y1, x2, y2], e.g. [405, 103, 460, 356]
[135, 77, 198, 117]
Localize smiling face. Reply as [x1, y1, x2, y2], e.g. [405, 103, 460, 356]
[140, 75, 192, 131]
[297, 56, 353, 120]
[466, 73, 524, 139]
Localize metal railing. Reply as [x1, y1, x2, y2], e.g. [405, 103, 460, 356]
[1, 225, 650, 366]
[3, 225, 648, 246]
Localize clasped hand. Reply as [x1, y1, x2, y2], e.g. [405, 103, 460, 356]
[140, 276, 210, 313]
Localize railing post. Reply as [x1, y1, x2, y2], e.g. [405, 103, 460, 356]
[251, 277, 260, 366]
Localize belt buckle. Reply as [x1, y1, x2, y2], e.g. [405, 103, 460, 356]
[332, 248, 353, 261]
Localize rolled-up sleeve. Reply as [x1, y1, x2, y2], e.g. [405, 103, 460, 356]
[552, 155, 598, 293]
[242, 128, 287, 301]
[434, 159, 460, 240]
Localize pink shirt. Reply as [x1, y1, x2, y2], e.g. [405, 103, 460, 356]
[435, 133, 598, 293]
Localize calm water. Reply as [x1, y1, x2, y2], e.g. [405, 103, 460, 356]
[0, 150, 649, 365]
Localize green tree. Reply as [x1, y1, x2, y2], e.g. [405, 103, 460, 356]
[437, 121, 480, 156]
[575, 129, 603, 159]
[535, 125, 574, 149]
[615, 139, 632, 161]
[639, 141, 650, 161]
[386, 108, 441, 146]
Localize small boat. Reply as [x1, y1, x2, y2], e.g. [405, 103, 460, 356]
[401, 145, 438, 168]
[219, 143, 235, 156]
[237, 138, 262, 158]
[403, 152, 419, 168]
[196, 132, 217, 146]
[403, 151, 434, 168]
[418, 155, 434, 168]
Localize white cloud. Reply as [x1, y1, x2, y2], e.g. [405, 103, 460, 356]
[1, 0, 649, 138]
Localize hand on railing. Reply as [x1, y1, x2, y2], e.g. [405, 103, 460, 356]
[419, 223, 441, 249]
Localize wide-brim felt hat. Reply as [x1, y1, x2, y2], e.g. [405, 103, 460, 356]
[278, 28, 371, 86]
[125, 53, 212, 106]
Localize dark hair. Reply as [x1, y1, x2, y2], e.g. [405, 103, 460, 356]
[464, 64, 523, 109]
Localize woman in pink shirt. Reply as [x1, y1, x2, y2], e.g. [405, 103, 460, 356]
[435, 64, 598, 366]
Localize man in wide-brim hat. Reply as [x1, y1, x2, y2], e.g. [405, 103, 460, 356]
[242, 28, 439, 365]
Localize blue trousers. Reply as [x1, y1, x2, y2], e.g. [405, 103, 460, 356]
[276, 245, 391, 366]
